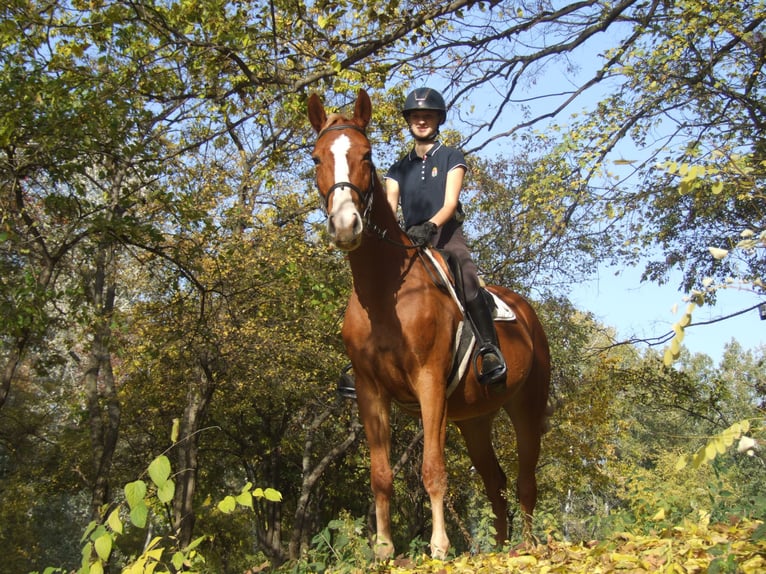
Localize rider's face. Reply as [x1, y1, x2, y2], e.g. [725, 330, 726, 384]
[408, 110, 440, 139]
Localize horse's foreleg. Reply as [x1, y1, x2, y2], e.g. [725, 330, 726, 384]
[455, 414, 508, 544]
[370, 448, 394, 559]
[358, 394, 395, 560]
[420, 392, 450, 559]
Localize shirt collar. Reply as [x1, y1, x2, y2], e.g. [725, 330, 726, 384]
[408, 141, 443, 160]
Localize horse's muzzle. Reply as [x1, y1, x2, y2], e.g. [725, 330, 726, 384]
[328, 200, 363, 250]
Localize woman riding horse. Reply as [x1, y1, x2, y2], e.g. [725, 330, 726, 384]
[308, 89, 551, 560]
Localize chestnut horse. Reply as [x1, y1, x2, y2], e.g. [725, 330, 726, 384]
[308, 89, 551, 560]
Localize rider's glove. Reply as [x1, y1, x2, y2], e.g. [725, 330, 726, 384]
[406, 222, 438, 246]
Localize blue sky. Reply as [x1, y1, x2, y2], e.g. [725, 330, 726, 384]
[570, 264, 765, 362]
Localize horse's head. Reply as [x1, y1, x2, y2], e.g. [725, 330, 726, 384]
[308, 89, 374, 251]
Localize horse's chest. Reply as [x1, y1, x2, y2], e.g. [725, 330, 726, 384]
[342, 295, 453, 362]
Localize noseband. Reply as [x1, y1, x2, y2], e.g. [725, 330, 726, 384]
[315, 123, 375, 219]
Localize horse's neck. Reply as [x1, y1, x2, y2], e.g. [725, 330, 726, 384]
[347, 181, 420, 290]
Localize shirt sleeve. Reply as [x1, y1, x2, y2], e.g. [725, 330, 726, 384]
[447, 148, 468, 173]
[385, 158, 402, 182]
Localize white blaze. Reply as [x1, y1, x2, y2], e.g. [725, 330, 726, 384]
[327, 134, 361, 245]
[331, 134, 351, 186]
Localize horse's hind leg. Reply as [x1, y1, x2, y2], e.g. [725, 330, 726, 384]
[505, 385, 547, 544]
[455, 414, 509, 544]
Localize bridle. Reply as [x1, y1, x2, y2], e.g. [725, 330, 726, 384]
[314, 123, 375, 221]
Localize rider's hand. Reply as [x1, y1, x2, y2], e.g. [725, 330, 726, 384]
[406, 222, 438, 246]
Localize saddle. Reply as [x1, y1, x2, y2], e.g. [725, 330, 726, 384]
[426, 248, 516, 401]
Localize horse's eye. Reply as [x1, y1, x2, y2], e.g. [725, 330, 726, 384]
[312, 156, 320, 165]
[363, 152, 372, 162]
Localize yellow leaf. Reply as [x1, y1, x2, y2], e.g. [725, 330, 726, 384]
[218, 495, 236, 514]
[652, 508, 666, 521]
[705, 442, 718, 461]
[708, 246, 729, 259]
[663, 348, 675, 366]
[741, 554, 766, 572]
[507, 555, 538, 567]
[171, 418, 180, 443]
[94, 532, 112, 561]
[107, 508, 123, 534]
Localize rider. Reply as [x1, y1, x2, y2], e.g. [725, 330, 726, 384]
[385, 87, 507, 388]
[336, 87, 507, 398]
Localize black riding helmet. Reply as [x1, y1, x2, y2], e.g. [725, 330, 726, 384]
[402, 88, 447, 125]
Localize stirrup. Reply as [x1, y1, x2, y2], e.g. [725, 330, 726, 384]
[473, 344, 507, 388]
[337, 363, 357, 400]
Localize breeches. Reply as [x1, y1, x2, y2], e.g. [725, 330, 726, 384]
[434, 219, 481, 301]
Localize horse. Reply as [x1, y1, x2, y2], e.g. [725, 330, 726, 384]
[307, 89, 551, 560]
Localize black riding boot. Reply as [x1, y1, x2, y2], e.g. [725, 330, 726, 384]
[465, 292, 507, 388]
[337, 363, 357, 400]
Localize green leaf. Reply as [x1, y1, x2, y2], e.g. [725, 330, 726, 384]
[172, 551, 185, 570]
[130, 501, 148, 528]
[157, 478, 175, 504]
[148, 455, 172, 487]
[125, 480, 147, 509]
[81, 520, 98, 543]
[187, 535, 206, 551]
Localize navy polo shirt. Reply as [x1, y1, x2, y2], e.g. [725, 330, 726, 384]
[385, 141, 467, 228]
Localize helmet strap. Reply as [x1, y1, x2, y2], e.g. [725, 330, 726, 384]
[410, 127, 439, 142]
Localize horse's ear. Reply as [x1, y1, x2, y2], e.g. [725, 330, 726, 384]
[308, 93, 326, 134]
[354, 89, 372, 129]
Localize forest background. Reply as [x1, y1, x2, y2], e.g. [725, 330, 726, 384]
[1, 0, 764, 572]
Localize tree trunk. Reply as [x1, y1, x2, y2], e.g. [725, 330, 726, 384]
[82, 241, 121, 518]
[173, 353, 216, 548]
[288, 404, 363, 560]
